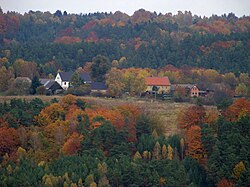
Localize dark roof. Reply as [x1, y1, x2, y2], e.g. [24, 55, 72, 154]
[80, 72, 92, 82]
[44, 80, 56, 89]
[91, 82, 107, 90]
[58, 72, 73, 81]
[59, 72, 92, 82]
[40, 78, 54, 85]
[42, 80, 63, 91]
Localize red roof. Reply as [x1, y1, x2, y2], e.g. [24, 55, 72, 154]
[145, 77, 171, 86]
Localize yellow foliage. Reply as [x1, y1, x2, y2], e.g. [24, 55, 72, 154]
[232, 161, 246, 180]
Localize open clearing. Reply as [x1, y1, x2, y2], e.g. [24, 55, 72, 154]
[0, 96, 215, 136]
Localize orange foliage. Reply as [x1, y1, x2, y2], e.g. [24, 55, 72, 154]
[217, 178, 234, 187]
[65, 105, 85, 121]
[131, 9, 155, 24]
[85, 108, 125, 131]
[178, 105, 206, 129]
[82, 20, 97, 30]
[0, 126, 20, 156]
[85, 32, 99, 43]
[59, 27, 73, 36]
[186, 125, 205, 163]
[82, 62, 93, 73]
[116, 105, 141, 142]
[61, 132, 83, 155]
[212, 40, 238, 49]
[210, 20, 231, 35]
[44, 120, 69, 145]
[205, 109, 219, 125]
[60, 94, 77, 110]
[35, 103, 64, 126]
[54, 36, 82, 44]
[223, 98, 250, 121]
[97, 18, 115, 25]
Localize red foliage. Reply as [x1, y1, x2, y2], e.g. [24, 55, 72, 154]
[59, 27, 73, 36]
[217, 178, 234, 187]
[162, 64, 180, 72]
[0, 126, 20, 156]
[85, 32, 99, 43]
[178, 105, 206, 130]
[54, 36, 82, 44]
[212, 40, 238, 49]
[82, 20, 97, 30]
[85, 108, 125, 130]
[61, 132, 83, 155]
[223, 98, 250, 121]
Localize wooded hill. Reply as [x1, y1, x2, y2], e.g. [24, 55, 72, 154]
[0, 8, 250, 74]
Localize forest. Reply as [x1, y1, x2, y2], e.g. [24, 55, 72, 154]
[0, 7, 250, 187]
[0, 95, 249, 186]
[0, 8, 249, 75]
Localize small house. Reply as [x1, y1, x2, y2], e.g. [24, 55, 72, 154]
[55, 72, 92, 90]
[145, 77, 171, 94]
[91, 82, 107, 94]
[40, 79, 63, 94]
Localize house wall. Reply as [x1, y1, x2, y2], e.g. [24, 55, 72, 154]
[55, 73, 70, 90]
[190, 86, 199, 97]
[146, 85, 171, 94]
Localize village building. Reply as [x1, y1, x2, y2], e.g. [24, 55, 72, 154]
[91, 82, 108, 94]
[55, 72, 92, 90]
[145, 77, 171, 94]
[40, 79, 63, 94]
[171, 84, 209, 97]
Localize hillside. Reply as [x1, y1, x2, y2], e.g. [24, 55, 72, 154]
[0, 9, 250, 74]
[0, 95, 249, 186]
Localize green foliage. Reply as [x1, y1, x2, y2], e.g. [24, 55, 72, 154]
[207, 116, 250, 185]
[30, 76, 41, 95]
[0, 98, 45, 127]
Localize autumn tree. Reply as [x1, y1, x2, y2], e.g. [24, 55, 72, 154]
[186, 125, 204, 163]
[61, 132, 83, 155]
[178, 105, 206, 130]
[224, 98, 250, 121]
[0, 66, 14, 92]
[235, 83, 248, 96]
[105, 68, 125, 97]
[217, 178, 234, 187]
[0, 126, 20, 156]
[35, 103, 64, 126]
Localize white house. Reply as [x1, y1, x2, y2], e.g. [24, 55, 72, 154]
[55, 72, 92, 90]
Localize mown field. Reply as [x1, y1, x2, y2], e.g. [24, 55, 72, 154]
[0, 95, 215, 136]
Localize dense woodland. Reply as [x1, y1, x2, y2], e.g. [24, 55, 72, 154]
[0, 95, 249, 186]
[0, 8, 249, 75]
[0, 7, 250, 187]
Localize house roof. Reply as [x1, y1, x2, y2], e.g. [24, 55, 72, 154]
[91, 82, 107, 90]
[40, 78, 54, 85]
[40, 79, 63, 91]
[145, 77, 171, 86]
[58, 72, 92, 82]
[80, 72, 92, 82]
[58, 72, 73, 81]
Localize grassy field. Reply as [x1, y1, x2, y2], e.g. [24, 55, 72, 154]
[0, 95, 215, 136]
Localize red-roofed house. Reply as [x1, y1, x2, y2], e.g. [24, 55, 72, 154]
[145, 77, 171, 94]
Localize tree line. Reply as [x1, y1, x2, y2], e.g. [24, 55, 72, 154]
[0, 95, 249, 186]
[0, 9, 249, 74]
